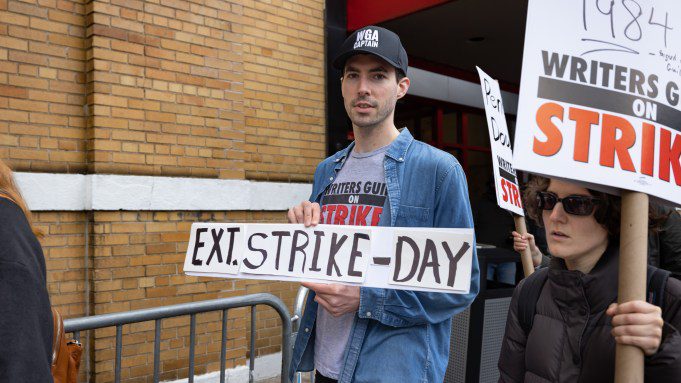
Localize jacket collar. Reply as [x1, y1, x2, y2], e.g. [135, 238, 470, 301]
[332, 141, 354, 164]
[385, 128, 413, 162]
[548, 243, 619, 313]
[332, 128, 414, 164]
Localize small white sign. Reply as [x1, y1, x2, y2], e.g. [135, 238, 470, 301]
[477, 66, 524, 216]
[389, 229, 473, 291]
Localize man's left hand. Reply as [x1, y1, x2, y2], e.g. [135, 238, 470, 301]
[302, 282, 360, 317]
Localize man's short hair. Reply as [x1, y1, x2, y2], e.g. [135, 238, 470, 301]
[341, 60, 407, 83]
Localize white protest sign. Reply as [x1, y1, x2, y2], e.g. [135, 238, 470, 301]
[184, 223, 475, 294]
[514, 0, 681, 206]
[477, 66, 524, 216]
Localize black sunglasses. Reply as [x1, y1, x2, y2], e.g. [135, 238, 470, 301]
[536, 191, 602, 216]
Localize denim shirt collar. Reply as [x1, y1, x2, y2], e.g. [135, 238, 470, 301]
[385, 128, 412, 162]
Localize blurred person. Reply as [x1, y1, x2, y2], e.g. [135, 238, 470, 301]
[498, 176, 681, 382]
[475, 180, 516, 285]
[648, 204, 681, 277]
[0, 159, 53, 382]
[287, 26, 479, 383]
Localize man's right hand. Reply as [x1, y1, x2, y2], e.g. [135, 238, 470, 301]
[287, 201, 321, 226]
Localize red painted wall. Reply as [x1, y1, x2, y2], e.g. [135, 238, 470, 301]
[347, 0, 451, 30]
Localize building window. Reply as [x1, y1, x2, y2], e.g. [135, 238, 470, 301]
[395, 95, 516, 210]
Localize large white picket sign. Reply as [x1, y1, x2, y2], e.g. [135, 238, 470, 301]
[514, 0, 681, 206]
[183, 223, 475, 293]
[477, 67, 524, 216]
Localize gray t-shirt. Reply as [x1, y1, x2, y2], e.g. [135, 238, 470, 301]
[314, 145, 388, 379]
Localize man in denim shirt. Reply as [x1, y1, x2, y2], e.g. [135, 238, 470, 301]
[287, 26, 480, 383]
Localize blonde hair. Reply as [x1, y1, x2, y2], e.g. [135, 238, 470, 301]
[0, 160, 43, 238]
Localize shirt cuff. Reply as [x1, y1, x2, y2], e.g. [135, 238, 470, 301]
[358, 287, 385, 320]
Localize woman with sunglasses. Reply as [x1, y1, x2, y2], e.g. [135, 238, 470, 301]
[513, 207, 681, 276]
[498, 176, 681, 382]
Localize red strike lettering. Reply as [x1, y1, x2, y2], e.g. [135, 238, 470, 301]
[500, 179, 522, 208]
[533, 102, 681, 186]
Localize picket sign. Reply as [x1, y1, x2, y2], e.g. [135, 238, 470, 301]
[183, 223, 475, 294]
[476, 67, 534, 277]
[515, 1, 681, 381]
[477, 67, 524, 216]
[514, 1, 681, 207]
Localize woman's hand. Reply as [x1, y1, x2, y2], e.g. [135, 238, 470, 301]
[607, 300, 664, 356]
[512, 231, 543, 267]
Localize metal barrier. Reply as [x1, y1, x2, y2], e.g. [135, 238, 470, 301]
[64, 293, 291, 383]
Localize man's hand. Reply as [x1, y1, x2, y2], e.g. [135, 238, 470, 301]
[607, 300, 664, 356]
[512, 231, 543, 267]
[290, 202, 358, 317]
[302, 282, 360, 317]
[287, 201, 321, 226]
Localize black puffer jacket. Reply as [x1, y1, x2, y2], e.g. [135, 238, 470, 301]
[0, 198, 53, 382]
[498, 245, 681, 382]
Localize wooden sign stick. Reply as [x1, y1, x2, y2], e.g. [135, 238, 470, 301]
[513, 214, 535, 277]
[614, 191, 648, 383]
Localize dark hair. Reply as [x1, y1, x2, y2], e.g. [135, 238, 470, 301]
[341, 56, 406, 83]
[0, 159, 43, 237]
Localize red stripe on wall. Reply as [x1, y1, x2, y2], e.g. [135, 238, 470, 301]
[347, 0, 452, 30]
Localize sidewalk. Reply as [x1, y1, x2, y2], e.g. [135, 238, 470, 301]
[261, 373, 313, 383]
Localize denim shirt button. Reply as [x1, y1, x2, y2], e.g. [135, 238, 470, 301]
[305, 327, 310, 332]
[366, 311, 371, 317]
[398, 157, 403, 161]
[329, 177, 334, 181]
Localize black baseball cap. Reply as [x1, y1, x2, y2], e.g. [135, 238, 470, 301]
[332, 25, 408, 76]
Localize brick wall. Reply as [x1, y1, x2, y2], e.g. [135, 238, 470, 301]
[36, 210, 92, 382]
[241, 0, 325, 182]
[37, 211, 90, 318]
[0, 0, 87, 173]
[2, 0, 326, 381]
[1, 0, 326, 180]
[86, 0, 247, 178]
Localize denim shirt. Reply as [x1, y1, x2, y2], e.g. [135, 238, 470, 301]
[289, 129, 480, 383]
